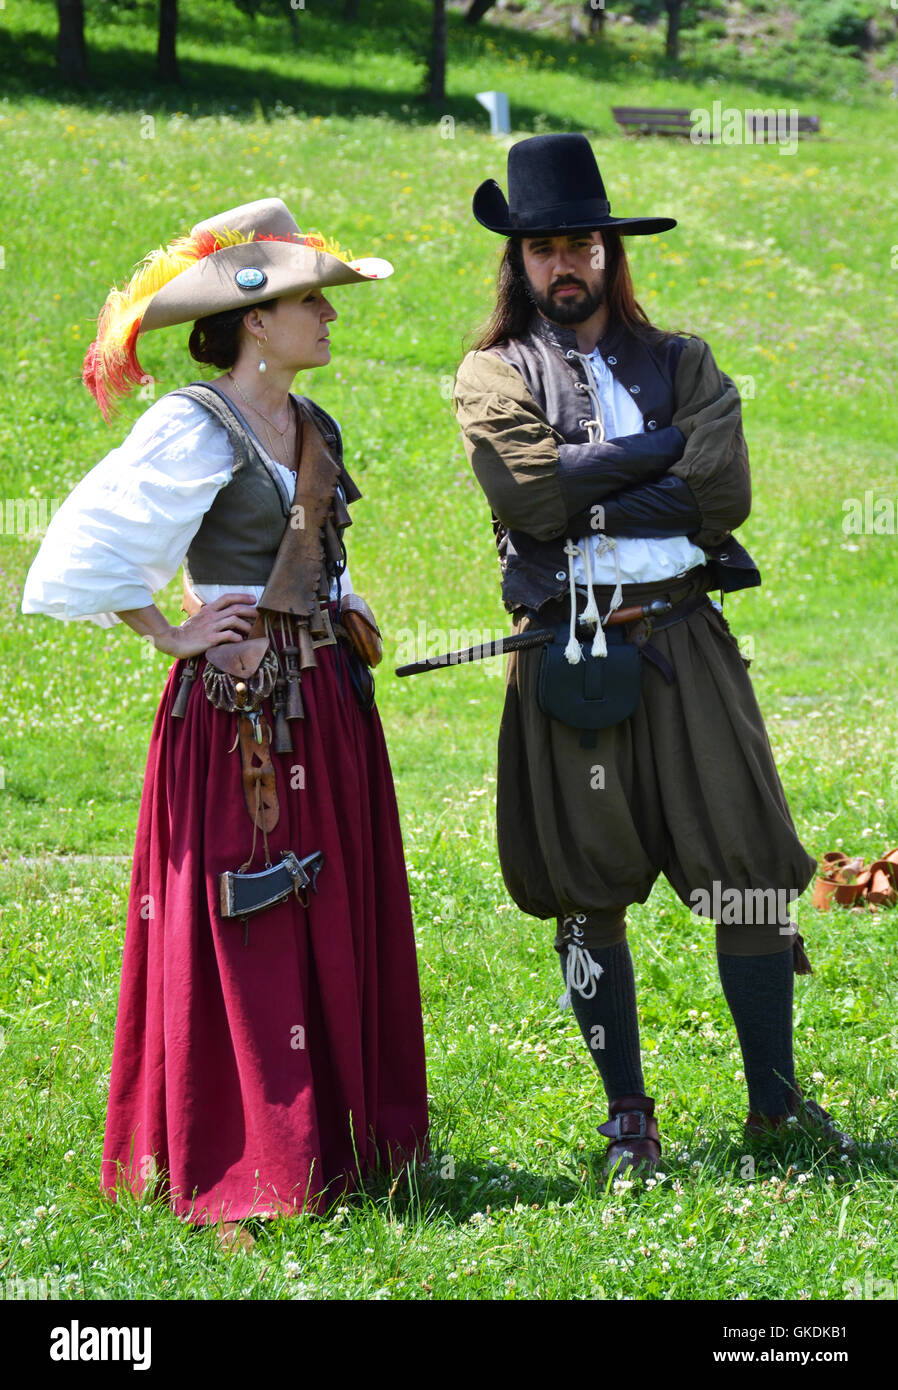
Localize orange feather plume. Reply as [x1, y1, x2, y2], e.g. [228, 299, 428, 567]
[82, 226, 352, 421]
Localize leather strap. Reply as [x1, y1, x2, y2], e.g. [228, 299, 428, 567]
[237, 716, 279, 840]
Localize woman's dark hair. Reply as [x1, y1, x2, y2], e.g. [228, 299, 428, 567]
[470, 231, 674, 351]
[188, 298, 279, 369]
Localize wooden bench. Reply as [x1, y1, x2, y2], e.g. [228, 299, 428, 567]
[612, 106, 693, 136]
[611, 106, 821, 140]
[745, 112, 821, 139]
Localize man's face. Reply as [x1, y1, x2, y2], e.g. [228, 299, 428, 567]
[520, 230, 606, 325]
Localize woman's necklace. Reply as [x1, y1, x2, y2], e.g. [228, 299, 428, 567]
[227, 372, 295, 470]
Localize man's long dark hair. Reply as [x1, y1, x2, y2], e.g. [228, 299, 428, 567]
[470, 230, 674, 350]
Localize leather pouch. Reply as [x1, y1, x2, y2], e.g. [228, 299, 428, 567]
[537, 622, 641, 730]
[339, 593, 383, 667]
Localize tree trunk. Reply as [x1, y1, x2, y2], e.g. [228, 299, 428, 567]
[56, 0, 88, 84]
[427, 0, 446, 104]
[465, 0, 496, 25]
[157, 0, 179, 83]
[586, 2, 606, 38]
[286, 2, 301, 47]
[665, 0, 682, 61]
[343, 0, 360, 19]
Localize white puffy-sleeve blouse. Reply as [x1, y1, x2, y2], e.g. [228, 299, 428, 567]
[21, 394, 352, 629]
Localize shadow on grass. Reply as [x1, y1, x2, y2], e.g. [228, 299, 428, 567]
[4, 3, 860, 126]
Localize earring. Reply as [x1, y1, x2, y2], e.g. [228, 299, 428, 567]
[258, 333, 268, 374]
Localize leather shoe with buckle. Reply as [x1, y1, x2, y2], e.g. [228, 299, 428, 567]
[745, 1089, 856, 1155]
[596, 1094, 661, 1177]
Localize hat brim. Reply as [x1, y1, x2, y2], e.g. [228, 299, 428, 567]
[472, 179, 676, 238]
[139, 240, 393, 334]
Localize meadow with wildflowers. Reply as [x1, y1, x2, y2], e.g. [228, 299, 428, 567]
[1, 0, 896, 1302]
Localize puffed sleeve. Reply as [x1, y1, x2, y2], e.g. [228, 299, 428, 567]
[668, 336, 751, 547]
[21, 394, 235, 628]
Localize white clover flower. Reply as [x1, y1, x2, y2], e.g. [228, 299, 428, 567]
[285, 1261, 302, 1278]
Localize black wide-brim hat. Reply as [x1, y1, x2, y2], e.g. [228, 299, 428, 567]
[473, 133, 676, 237]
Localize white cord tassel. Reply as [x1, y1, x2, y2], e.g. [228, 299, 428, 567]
[562, 540, 582, 664]
[604, 538, 624, 623]
[558, 945, 604, 1011]
[590, 614, 608, 658]
[581, 537, 600, 628]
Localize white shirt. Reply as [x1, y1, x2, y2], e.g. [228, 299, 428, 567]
[21, 395, 353, 629]
[571, 347, 705, 586]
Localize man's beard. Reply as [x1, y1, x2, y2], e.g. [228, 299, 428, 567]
[526, 274, 606, 326]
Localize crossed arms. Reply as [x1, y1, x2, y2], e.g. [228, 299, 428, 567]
[452, 334, 751, 551]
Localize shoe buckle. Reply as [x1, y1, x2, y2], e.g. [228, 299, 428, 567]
[613, 1112, 647, 1140]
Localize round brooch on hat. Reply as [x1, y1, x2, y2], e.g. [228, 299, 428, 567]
[235, 267, 267, 290]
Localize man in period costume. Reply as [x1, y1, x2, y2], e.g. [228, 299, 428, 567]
[452, 134, 852, 1174]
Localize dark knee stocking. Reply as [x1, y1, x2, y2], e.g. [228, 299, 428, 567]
[558, 940, 645, 1101]
[716, 948, 797, 1116]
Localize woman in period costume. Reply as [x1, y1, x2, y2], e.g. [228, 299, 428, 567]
[22, 197, 428, 1237]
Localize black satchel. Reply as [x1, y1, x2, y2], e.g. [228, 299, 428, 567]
[536, 622, 641, 730]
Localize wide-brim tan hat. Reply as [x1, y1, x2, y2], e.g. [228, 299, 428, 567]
[83, 195, 392, 418]
[141, 197, 393, 332]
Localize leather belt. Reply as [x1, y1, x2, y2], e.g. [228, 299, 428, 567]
[534, 590, 710, 637]
[180, 577, 336, 647]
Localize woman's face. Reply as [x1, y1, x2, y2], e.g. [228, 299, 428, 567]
[243, 288, 338, 373]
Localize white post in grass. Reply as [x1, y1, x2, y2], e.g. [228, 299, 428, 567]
[475, 91, 511, 136]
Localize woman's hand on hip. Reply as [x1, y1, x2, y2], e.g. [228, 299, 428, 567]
[165, 593, 260, 657]
[116, 594, 259, 658]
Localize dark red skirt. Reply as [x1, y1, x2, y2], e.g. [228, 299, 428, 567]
[101, 634, 429, 1225]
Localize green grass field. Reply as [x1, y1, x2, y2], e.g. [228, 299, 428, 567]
[1, 0, 897, 1303]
